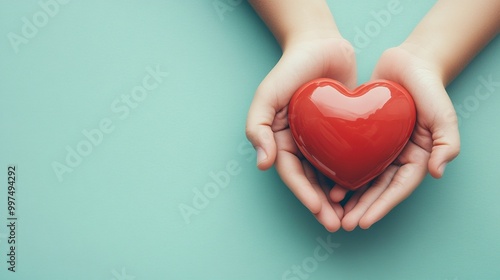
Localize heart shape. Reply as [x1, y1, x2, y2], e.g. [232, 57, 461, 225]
[288, 78, 416, 190]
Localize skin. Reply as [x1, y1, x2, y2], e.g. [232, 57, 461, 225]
[246, 0, 500, 232]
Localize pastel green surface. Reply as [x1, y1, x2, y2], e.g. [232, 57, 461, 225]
[0, 1, 499, 279]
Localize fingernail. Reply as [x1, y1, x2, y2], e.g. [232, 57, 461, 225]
[439, 163, 447, 175]
[256, 147, 267, 165]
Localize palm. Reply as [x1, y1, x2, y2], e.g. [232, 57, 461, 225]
[246, 37, 356, 231]
[332, 47, 460, 230]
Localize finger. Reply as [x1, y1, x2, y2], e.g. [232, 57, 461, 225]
[406, 80, 460, 178]
[318, 174, 345, 220]
[342, 166, 398, 231]
[359, 157, 428, 229]
[312, 167, 342, 232]
[314, 203, 342, 232]
[426, 97, 460, 178]
[342, 186, 374, 232]
[329, 184, 350, 203]
[246, 92, 278, 170]
[406, 84, 460, 178]
[246, 52, 322, 170]
[332, 203, 344, 222]
[275, 149, 321, 214]
[343, 188, 364, 214]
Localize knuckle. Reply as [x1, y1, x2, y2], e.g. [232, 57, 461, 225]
[245, 125, 257, 141]
[450, 144, 461, 159]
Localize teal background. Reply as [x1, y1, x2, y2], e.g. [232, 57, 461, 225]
[0, 0, 499, 279]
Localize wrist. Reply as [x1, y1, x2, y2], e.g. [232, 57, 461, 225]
[396, 0, 500, 86]
[248, 0, 343, 51]
[398, 39, 448, 84]
[282, 29, 344, 51]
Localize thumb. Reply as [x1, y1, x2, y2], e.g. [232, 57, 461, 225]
[245, 50, 324, 170]
[427, 102, 461, 178]
[410, 83, 460, 178]
[413, 82, 461, 178]
[370, 47, 460, 178]
[246, 85, 278, 170]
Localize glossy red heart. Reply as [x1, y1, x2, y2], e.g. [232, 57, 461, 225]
[288, 78, 416, 190]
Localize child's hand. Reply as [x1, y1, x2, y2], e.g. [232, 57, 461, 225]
[246, 36, 356, 231]
[329, 0, 499, 230]
[330, 45, 461, 230]
[248, 0, 498, 231]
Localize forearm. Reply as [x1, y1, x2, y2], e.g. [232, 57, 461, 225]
[401, 0, 500, 85]
[248, 0, 341, 50]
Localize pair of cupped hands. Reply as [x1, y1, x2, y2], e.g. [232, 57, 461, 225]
[245, 36, 460, 232]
